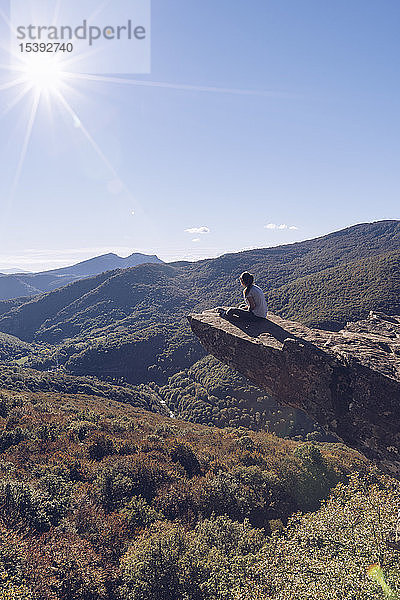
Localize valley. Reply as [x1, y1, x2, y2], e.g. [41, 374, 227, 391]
[0, 220, 399, 599]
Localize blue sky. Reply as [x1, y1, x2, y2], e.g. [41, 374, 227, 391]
[0, 0, 399, 271]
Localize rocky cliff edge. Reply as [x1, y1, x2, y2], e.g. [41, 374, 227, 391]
[188, 310, 400, 477]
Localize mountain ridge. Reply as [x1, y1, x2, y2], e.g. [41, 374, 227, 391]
[0, 252, 163, 301]
[0, 220, 399, 384]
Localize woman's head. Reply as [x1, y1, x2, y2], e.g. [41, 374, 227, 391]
[240, 271, 254, 294]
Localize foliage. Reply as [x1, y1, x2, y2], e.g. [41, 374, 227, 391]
[169, 441, 201, 478]
[240, 473, 400, 599]
[121, 495, 163, 531]
[120, 516, 265, 600]
[158, 355, 329, 440]
[94, 457, 170, 511]
[0, 221, 399, 387]
[0, 480, 63, 531]
[0, 385, 372, 597]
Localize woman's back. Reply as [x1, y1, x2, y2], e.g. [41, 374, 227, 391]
[246, 284, 267, 318]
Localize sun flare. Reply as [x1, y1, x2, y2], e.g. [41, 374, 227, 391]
[18, 54, 66, 94]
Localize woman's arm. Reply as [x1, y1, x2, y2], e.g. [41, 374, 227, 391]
[246, 291, 256, 311]
[247, 296, 256, 310]
[238, 290, 251, 310]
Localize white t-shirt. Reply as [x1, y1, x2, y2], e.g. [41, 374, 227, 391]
[245, 284, 268, 318]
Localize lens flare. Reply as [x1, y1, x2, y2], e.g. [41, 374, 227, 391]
[367, 564, 398, 598]
[18, 54, 66, 93]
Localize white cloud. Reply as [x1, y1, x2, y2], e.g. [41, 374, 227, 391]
[265, 223, 299, 231]
[192, 238, 201, 243]
[185, 226, 210, 234]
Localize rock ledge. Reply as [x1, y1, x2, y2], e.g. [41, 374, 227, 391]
[188, 310, 400, 476]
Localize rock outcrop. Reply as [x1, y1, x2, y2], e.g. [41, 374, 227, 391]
[188, 310, 400, 477]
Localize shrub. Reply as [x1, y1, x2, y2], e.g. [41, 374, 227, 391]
[0, 428, 28, 453]
[37, 472, 73, 519]
[196, 466, 279, 528]
[87, 435, 116, 461]
[0, 480, 62, 531]
[66, 498, 128, 561]
[241, 473, 400, 599]
[42, 533, 108, 600]
[121, 495, 163, 531]
[120, 524, 191, 600]
[193, 514, 265, 557]
[68, 420, 99, 442]
[169, 442, 201, 478]
[94, 458, 169, 511]
[292, 443, 343, 511]
[153, 480, 196, 522]
[0, 526, 29, 590]
[120, 516, 265, 600]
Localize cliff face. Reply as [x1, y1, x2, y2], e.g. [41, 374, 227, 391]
[187, 310, 400, 477]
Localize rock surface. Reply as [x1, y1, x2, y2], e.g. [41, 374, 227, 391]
[187, 309, 400, 477]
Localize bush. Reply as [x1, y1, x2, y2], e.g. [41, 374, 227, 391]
[87, 435, 116, 461]
[120, 516, 265, 600]
[169, 442, 201, 478]
[241, 473, 400, 599]
[292, 443, 343, 511]
[43, 533, 108, 600]
[120, 525, 191, 600]
[0, 428, 28, 453]
[67, 498, 128, 561]
[0, 480, 63, 531]
[94, 458, 169, 511]
[196, 466, 279, 528]
[0, 526, 30, 590]
[121, 495, 163, 531]
[68, 420, 99, 442]
[153, 480, 195, 522]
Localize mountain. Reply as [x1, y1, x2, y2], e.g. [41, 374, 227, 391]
[44, 252, 163, 278]
[0, 252, 163, 301]
[0, 268, 31, 274]
[0, 220, 399, 384]
[0, 223, 399, 599]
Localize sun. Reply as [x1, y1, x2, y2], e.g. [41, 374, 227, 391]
[18, 54, 66, 94]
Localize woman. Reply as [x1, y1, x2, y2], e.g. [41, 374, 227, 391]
[223, 272, 267, 321]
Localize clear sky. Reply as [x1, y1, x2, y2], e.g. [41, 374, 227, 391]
[0, 0, 399, 271]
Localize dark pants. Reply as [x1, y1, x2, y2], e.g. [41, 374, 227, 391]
[225, 307, 261, 322]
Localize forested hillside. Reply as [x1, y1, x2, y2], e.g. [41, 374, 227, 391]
[0, 355, 329, 442]
[0, 220, 398, 384]
[2, 384, 392, 600]
[0, 222, 399, 599]
[156, 356, 331, 440]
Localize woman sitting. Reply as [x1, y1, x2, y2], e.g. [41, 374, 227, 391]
[223, 272, 267, 321]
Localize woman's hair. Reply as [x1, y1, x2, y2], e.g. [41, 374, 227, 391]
[240, 271, 254, 296]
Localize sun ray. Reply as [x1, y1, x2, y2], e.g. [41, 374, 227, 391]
[1, 83, 33, 117]
[53, 88, 133, 200]
[0, 76, 27, 91]
[67, 72, 291, 98]
[6, 88, 41, 213]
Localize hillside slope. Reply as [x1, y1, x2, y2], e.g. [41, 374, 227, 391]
[0, 220, 399, 384]
[0, 382, 371, 599]
[0, 252, 163, 301]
